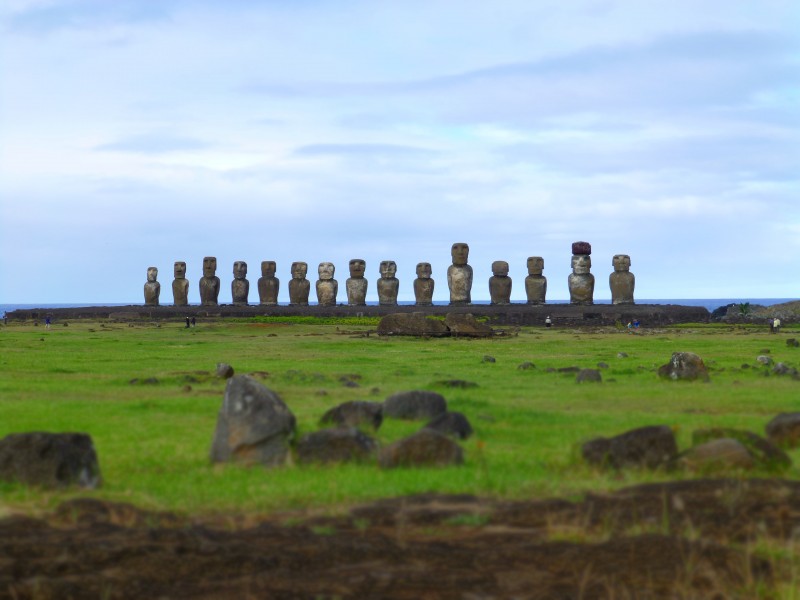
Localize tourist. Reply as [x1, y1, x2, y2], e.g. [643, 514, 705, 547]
[45, 316, 51, 329]
[191, 317, 196, 327]
[545, 316, 552, 328]
[774, 318, 781, 333]
[185, 316, 190, 328]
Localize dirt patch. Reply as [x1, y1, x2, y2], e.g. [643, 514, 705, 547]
[2, 478, 798, 598]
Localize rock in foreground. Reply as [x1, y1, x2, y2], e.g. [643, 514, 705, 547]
[0, 432, 101, 489]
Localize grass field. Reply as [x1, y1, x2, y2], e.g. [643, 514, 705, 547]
[1, 317, 799, 516]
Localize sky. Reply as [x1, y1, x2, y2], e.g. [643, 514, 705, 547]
[1, 0, 798, 305]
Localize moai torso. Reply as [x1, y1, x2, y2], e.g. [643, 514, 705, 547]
[315, 262, 338, 307]
[199, 256, 220, 306]
[231, 261, 249, 305]
[346, 259, 368, 306]
[377, 261, 399, 306]
[143, 267, 160, 306]
[489, 260, 512, 305]
[568, 242, 594, 305]
[609, 254, 635, 304]
[257, 261, 279, 306]
[413, 262, 434, 306]
[172, 261, 189, 306]
[288, 262, 310, 306]
[524, 256, 547, 304]
[447, 243, 473, 305]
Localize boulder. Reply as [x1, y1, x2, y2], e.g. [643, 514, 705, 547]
[482, 355, 496, 363]
[215, 362, 235, 378]
[582, 425, 678, 470]
[787, 338, 800, 348]
[756, 355, 773, 366]
[378, 429, 463, 468]
[319, 401, 383, 431]
[680, 439, 756, 471]
[210, 375, 296, 467]
[576, 369, 602, 383]
[766, 413, 800, 448]
[424, 411, 474, 440]
[444, 313, 494, 338]
[517, 362, 535, 370]
[0, 432, 101, 489]
[657, 352, 710, 381]
[772, 362, 798, 376]
[295, 428, 378, 465]
[691, 428, 790, 471]
[376, 313, 449, 337]
[383, 390, 447, 421]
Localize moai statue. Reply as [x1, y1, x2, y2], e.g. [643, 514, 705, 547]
[610, 254, 635, 305]
[231, 261, 249, 305]
[489, 260, 512, 305]
[257, 261, 279, 306]
[143, 267, 160, 306]
[172, 261, 189, 307]
[316, 262, 338, 307]
[377, 260, 399, 306]
[568, 241, 594, 305]
[413, 262, 434, 306]
[447, 242, 473, 305]
[199, 256, 221, 306]
[525, 256, 547, 304]
[288, 262, 310, 306]
[346, 259, 368, 306]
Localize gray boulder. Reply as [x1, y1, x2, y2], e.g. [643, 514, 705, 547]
[756, 355, 773, 366]
[0, 432, 101, 489]
[376, 313, 449, 337]
[444, 313, 494, 338]
[576, 369, 602, 383]
[582, 425, 678, 470]
[680, 439, 756, 471]
[319, 401, 383, 431]
[383, 390, 447, 421]
[215, 362, 235, 378]
[210, 375, 296, 467]
[691, 427, 791, 471]
[424, 411, 474, 440]
[657, 352, 709, 381]
[378, 429, 463, 468]
[295, 428, 378, 465]
[766, 412, 800, 448]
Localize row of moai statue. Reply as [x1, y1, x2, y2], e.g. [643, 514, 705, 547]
[143, 242, 635, 307]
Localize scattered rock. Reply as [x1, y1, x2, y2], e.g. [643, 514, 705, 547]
[383, 390, 447, 421]
[424, 411, 474, 440]
[376, 313, 449, 337]
[617, 352, 629, 358]
[435, 380, 478, 389]
[681, 439, 756, 471]
[0, 432, 101, 489]
[582, 425, 678, 470]
[772, 362, 798, 376]
[657, 352, 709, 381]
[320, 401, 383, 431]
[756, 355, 773, 366]
[341, 380, 360, 388]
[482, 355, 496, 363]
[215, 363, 234, 379]
[576, 369, 602, 383]
[597, 362, 609, 369]
[209, 375, 296, 467]
[295, 428, 378, 465]
[517, 362, 535, 370]
[444, 313, 494, 338]
[691, 428, 790, 471]
[378, 429, 463, 468]
[787, 338, 800, 348]
[765, 413, 800, 448]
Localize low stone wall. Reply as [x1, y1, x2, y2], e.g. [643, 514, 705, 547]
[6, 303, 710, 326]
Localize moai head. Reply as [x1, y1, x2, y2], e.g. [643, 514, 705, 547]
[147, 267, 158, 282]
[349, 259, 366, 278]
[318, 262, 335, 280]
[291, 262, 308, 280]
[379, 260, 397, 279]
[492, 261, 509, 277]
[174, 261, 186, 279]
[571, 254, 592, 275]
[613, 254, 631, 272]
[202, 256, 217, 278]
[233, 261, 247, 280]
[261, 261, 276, 277]
[527, 256, 544, 276]
[416, 262, 432, 279]
[451, 243, 470, 266]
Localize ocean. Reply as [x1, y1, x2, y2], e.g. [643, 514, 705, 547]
[1, 299, 796, 316]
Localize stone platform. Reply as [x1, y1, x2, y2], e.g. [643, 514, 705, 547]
[6, 303, 710, 327]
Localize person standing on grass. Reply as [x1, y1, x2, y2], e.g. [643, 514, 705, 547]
[45, 316, 51, 329]
[774, 318, 781, 333]
[545, 316, 552, 328]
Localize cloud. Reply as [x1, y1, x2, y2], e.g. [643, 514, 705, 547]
[4, 0, 172, 34]
[95, 134, 212, 154]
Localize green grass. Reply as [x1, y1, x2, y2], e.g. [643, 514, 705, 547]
[1, 318, 799, 516]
